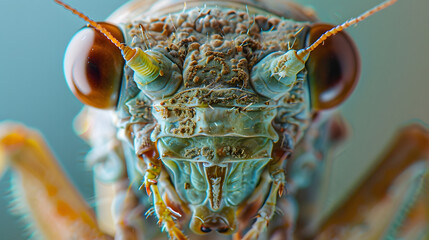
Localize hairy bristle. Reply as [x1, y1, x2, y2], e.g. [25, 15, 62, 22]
[306, 0, 397, 53]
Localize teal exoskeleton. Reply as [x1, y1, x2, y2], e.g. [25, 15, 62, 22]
[4, 1, 422, 240]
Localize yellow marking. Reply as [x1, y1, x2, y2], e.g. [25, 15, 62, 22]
[46, 184, 58, 197]
[80, 211, 98, 229]
[1, 132, 26, 148]
[56, 200, 79, 220]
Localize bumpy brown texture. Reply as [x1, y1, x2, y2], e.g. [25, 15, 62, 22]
[120, 7, 311, 145]
[124, 8, 307, 91]
[162, 88, 261, 107]
[171, 118, 196, 135]
[183, 145, 247, 160]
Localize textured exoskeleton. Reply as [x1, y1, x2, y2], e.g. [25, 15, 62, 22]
[1, 0, 428, 239]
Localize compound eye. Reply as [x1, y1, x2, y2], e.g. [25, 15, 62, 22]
[64, 22, 125, 109]
[306, 23, 360, 110]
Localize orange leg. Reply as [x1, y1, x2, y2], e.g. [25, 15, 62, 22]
[299, 124, 429, 239]
[0, 123, 110, 240]
[140, 151, 188, 240]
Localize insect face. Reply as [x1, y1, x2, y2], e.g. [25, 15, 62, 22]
[112, 6, 318, 235]
[57, 0, 395, 237]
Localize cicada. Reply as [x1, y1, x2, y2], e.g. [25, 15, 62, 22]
[1, 0, 429, 239]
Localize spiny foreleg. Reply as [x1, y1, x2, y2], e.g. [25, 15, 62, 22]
[241, 168, 286, 240]
[140, 150, 188, 240]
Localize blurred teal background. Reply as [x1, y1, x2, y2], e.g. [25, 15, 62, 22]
[0, 0, 428, 239]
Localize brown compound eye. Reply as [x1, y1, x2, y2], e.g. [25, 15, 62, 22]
[305, 23, 360, 111]
[64, 22, 125, 109]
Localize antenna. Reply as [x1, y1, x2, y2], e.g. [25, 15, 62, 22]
[298, 0, 397, 58]
[268, 0, 397, 87]
[55, 0, 160, 81]
[54, 0, 136, 60]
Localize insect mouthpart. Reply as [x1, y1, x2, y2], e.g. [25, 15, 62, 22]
[189, 204, 237, 234]
[157, 135, 273, 222]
